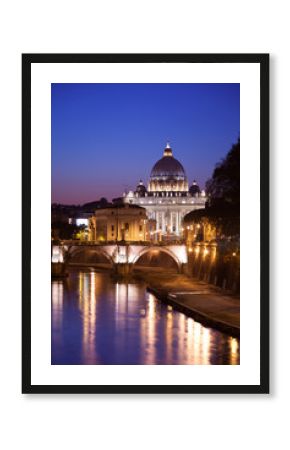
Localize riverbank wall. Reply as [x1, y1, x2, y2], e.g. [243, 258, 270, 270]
[186, 242, 240, 294]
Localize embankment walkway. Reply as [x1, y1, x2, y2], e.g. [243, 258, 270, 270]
[134, 269, 240, 337]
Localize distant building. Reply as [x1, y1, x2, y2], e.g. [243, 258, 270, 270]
[68, 214, 90, 227]
[88, 204, 156, 242]
[122, 143, 206, 238]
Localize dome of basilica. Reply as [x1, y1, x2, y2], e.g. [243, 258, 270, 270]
[150, 156, 186, 179]
[148, 143, 188, 192]
[150, 143, 186, 180]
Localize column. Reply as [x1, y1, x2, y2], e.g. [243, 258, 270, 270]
[176, 211, 179, 235]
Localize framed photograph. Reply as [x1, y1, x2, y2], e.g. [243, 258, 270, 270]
[22, 53, 269, 394]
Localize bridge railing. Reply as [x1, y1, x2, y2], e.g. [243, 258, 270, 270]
[56, 239, 186, 247]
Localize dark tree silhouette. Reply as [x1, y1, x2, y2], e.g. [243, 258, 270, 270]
[184, 139, 240, 238]
[206, 139, 240, 211]
[51, 222, 81, 240]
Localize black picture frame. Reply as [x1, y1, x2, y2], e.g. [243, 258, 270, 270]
[22, 53, 269, 394]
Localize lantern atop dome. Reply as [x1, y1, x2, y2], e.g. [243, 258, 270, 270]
[163, 141, 173, 157]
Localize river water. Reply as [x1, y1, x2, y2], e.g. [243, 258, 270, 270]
[52, 268, 239, 365]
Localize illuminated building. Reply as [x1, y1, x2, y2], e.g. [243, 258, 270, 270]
[123, 143, 206, 238]
[88, 204, 155, 242]
[68, 217, 89, 227]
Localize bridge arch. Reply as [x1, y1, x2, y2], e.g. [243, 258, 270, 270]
[131, 246, 181, 271]
[68, 247, 114, 266]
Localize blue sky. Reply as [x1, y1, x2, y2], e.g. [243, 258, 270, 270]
[52, 83, 240, 204]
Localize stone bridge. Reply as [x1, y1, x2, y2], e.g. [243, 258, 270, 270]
[52, 241, 188, 275]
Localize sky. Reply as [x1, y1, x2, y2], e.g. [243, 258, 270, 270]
[51, 83, 240, 204]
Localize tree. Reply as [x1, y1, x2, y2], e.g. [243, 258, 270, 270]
[184, 139, 240, 238]
[206, 139, 240, 212]
[51, 221, 81, 240]
[99, 197, 108, 208]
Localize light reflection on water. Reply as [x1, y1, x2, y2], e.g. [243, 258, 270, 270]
[51, 269, 240, 365]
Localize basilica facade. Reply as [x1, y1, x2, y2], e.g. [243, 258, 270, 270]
[123, 143, 206, 238]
